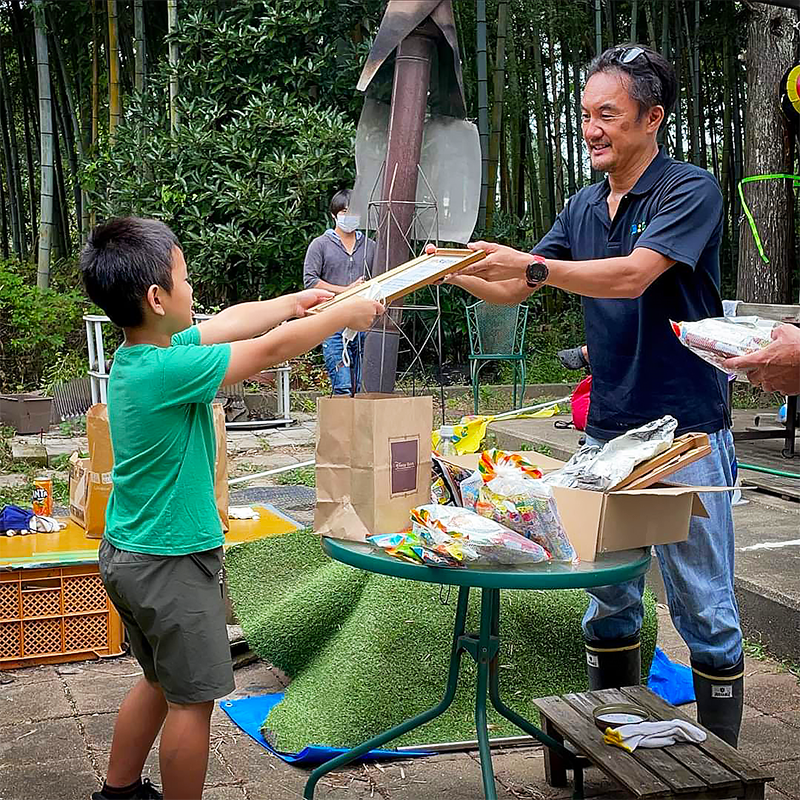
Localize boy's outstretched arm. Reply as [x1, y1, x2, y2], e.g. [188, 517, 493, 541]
[221, 296, 383, 386]
[197, 289, 333, 345]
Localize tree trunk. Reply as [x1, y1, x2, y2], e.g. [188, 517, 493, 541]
[594, 0, 602, 56]
[721, 36, 733, 246]
[34, 0, 53, 288]
[134, 0, 146, 93]
[92, 0, 99, 149]
[52, 97, 70, 258]
[673, 1, 684, 160]
[631, 0, 639, 41]
[644, 0, 657, 47]
[0, 34, 26, 258]
[0, 172, 8, 259]
[485, 0, 509, 230]
[108, 0, 121, 142]
[737, 2, 797, 303]
[51, 62, 80, 236]
[573, 59, 583, 188]
[0, 55, 21, 257]
[530, 37, 551, 229]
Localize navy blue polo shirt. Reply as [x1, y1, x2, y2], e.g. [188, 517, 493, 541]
[534, 146, 730, 440]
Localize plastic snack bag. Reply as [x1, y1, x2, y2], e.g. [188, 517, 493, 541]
[544, 416, 677, 492]
[671, 316, 778, 377]
[474, 450, 576, 562]
[459, 470, 483, 511]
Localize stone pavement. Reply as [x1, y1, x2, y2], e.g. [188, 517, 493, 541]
[1, 606, 798, 800]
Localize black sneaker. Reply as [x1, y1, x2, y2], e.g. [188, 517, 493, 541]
[91, 779, 163, 800]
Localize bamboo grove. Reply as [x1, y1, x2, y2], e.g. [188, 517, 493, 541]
[0, 0, 796, 308]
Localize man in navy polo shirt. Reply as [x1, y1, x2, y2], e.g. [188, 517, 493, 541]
[447, 44, 743, 746]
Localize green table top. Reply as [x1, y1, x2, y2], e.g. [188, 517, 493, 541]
[321, 537, 651, 590]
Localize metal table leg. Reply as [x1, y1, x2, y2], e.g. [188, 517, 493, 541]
[783, 394, 798, 458]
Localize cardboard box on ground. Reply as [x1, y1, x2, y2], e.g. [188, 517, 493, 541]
[438, 450, 732, 562]
[69, 403, 230, 538]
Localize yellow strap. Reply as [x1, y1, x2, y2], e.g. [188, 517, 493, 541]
[691, 666, 745, 682]
[585, 641, 641, 654]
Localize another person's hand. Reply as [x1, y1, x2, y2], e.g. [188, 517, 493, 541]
[292, 288, 334, 317]
[336, 296, 385, 331]
[346, 276, 365, 291]
[723, 323, 800, 395]
[424, 242, 530, 284]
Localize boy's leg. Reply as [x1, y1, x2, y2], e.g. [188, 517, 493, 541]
[159, 701, 215, 800]
[106, 678, 168, 788]
[321, 331, 352, 394]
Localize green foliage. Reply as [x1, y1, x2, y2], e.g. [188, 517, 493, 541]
[0, 260, 87, 391]
[84, 0, 384, 307]
[274, 464, 316, 488]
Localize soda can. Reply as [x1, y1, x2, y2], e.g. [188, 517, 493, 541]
[32, 477, 53, 517]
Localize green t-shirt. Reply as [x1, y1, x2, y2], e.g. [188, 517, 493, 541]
[104, 326, 231, 555]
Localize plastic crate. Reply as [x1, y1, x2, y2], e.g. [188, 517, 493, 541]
[0, 565, 124, 669]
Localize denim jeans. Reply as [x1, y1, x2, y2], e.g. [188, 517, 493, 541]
[321, 331, 364, 395]
[582, 428, 743, 671]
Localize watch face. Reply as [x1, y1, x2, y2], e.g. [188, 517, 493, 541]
[526, 261, 548, 285]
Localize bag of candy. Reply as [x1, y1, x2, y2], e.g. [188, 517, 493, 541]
[367, 505, 549, 567]
[474, 449, 577, 562]
[671, 316, 778, 377]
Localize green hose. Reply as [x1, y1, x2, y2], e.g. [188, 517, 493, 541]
[738, 462, 800, 479]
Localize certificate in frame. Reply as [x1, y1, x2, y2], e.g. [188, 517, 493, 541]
[309, 248, 486, 312]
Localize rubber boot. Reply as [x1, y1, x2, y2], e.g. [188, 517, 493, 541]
[585, 634, 641, 690]
[692, 656, 744, 747]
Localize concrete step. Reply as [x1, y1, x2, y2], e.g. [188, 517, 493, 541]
[490, 414, 800, 663]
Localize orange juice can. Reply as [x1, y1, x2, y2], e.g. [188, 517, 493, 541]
[32, 477, 53, 517]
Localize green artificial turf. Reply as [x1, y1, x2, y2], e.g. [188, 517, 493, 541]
[225, 530, 658, 751]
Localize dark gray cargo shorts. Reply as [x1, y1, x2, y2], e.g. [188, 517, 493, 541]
[98, 539, 235, 704]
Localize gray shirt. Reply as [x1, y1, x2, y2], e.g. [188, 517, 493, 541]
[303, 230, 376, 289]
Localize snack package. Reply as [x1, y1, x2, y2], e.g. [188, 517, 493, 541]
[367, 504, 549, 567]
[671, 316, 778, 377]
[474, 449, 576, 562]
[544, 416, 677, 491]
[459, 470, 483, 510]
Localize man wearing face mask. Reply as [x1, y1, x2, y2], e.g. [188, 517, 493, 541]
[303, 189, 376, 394]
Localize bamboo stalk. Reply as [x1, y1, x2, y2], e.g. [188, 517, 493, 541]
[485, 0, 509, 230]
[476, 0, 489, 228]
[33, 0, 53, 289]
[134, 0, 146, 93]
[107, 0, 121, 142]
[168, 0, 180, 133]
[91, 0, 99, 149]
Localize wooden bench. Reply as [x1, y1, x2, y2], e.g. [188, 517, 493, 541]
[532, 686, 773, 799]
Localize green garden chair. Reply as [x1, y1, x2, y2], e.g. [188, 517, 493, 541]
[466, 300, 529, 414]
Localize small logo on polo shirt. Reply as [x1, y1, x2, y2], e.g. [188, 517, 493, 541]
[630, 220, 648, 235]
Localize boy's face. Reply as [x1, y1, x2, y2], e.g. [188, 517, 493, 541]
[160, 247, 194, 332]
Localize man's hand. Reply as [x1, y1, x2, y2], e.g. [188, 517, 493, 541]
[330, 296, 385, 331]
[292, 288, 334, 317]
[346, 276, 365, 291]
[723, 323, 800, 395]
[424, 241, 530, 283]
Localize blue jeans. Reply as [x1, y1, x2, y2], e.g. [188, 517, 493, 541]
[321, 331, 364, 395]
[582, 428, 743, 671]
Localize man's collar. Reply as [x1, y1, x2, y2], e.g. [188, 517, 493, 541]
[325, 228, 363, 245]
[588, 145, 671, 204]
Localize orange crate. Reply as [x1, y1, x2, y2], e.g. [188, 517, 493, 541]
[0, 565, 124, 669]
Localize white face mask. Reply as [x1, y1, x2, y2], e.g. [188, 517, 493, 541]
[336, 213, 360, 234]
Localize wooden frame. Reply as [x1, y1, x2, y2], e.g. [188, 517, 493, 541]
[309, 248, 486, 312]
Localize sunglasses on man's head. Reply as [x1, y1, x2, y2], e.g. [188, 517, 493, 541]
[612, 45, 655, 70]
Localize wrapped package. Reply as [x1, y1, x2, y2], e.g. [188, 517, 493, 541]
[459, 470, 483, 511]
[473, 450, 576, 562]
[544, 416, 677, 491]
[368, 504, 549, 567]
[672, 316, 778, 377]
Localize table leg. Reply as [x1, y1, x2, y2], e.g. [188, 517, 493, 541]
[783, 394, 798, 458]
[474, 588, 500, 799]
[303, 585, 471, 799]
[485, 589, 585, 799]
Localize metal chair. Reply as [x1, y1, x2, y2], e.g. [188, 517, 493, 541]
[466, 300, 529, 414]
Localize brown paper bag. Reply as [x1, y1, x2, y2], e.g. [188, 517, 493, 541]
[73, 403, 230, 537]
[315, 393, 433, 540]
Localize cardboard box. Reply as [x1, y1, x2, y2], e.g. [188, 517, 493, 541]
[438, 450, 727, 562]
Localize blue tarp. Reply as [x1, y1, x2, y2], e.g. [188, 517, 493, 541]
[647, 646, 695, 706]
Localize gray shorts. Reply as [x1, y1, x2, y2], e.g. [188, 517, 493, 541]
[99, 539, 235, 704]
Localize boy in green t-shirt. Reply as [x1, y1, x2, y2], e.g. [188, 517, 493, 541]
[81, 217, 383, 800]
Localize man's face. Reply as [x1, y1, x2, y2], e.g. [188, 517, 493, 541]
[163, 247, 194, 331]
[581, 70, 657, 174]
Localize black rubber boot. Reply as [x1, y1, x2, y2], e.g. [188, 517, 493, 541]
[585, 634, 641, 690]
[692, 656, 744, 747]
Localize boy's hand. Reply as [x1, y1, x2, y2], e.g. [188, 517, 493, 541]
[293, 288, 334, 317]
[336, 296, 385, 331]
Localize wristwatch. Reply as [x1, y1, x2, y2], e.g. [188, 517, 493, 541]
[525, 254, 549, 288]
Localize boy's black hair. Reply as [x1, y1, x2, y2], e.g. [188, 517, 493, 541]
[588, 44, 677, 131]
[329, 189, 352, 217]
[80, 217, 181, 328]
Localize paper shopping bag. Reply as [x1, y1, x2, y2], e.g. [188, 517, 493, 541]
[74, 403, 230, 537]
[315, 393, 433, 540]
